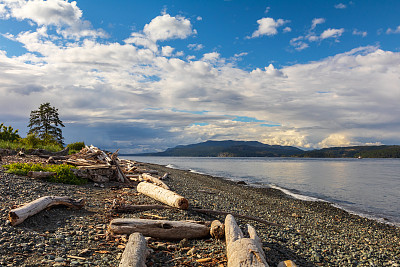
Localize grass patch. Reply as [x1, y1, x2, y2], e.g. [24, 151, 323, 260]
[2, 163, 87, 185]
[0, 140, 63, 152]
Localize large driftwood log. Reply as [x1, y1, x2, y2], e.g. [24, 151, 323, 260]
[109, 218, 210, 240]
[141, 173, 169, 189]
[9, 196, 85, 226]
[119, 232, 149, 267]
[136, 182, 188, 209]
[225, 214, 269, 267]
[109, 204, 280, 227]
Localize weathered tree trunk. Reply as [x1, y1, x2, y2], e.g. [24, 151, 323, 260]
[27, 171, 56, 179]
[9, 196, 85, 226]
[136, 182, 188, 209]
[119, 232, 149, 267]
[141, 173, 169, 189]
[109, 218, 210, 240]
[210, 220, 225, 240]
[225, 214, 269, 267]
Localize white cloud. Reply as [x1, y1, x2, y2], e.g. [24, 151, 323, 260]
[334, 3, 347, 9]
[320, 28, 344, 39]
[161, 46, 174, 57]
[187, 43, 204, 51]
[318, 134, 352, 148]
[202, 52, 220, 62]
[124, 32, 158, 52]
[291, 19, 344, 50]
[386, 26, 400, 34]
[283, 27, 292, 33]
[311, 18, 325, 30]
[353, 29, 367, 37]
[2, 0, 105, 39]
[143, 14, 196, 41]
[250, 17, 289, 38]
[250, 64, 286, 78]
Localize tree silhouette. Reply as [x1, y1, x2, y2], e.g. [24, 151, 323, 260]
[28, 103, 65, 145]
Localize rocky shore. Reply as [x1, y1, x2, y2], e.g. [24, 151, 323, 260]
[0, 155, 399, 266]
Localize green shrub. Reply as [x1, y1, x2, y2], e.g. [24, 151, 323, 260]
[3, 163, 87, 185]
[20, 133, 41, 149]
[67, 142, 85, 154]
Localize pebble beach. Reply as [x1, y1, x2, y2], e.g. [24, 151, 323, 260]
[0, 155, 399, 266]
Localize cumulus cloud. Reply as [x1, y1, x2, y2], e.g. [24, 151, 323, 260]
[1, 0, 105, 39]
[143, 14, 196, 41]
[249, 17, 289, 38]
[161, 45, 174, 57]
[318, 134, 352, 148]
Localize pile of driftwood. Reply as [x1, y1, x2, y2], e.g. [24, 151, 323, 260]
[65, 145, 130, 183]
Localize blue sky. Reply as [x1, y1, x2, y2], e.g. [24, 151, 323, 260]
[0, 0, 399, 153]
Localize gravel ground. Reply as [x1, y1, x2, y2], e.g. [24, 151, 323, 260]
[0, 155, 399, 267]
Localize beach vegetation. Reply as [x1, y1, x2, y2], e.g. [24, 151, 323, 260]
[67, 141, 85, 154]
[2, 163, 87, 185]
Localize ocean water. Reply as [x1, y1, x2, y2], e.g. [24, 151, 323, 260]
[126, 156, 400, 226]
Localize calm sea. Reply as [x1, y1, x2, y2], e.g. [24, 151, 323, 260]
[126, 156, 400, 226]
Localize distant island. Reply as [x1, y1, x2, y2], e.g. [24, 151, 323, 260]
[124, 140, 400, 158]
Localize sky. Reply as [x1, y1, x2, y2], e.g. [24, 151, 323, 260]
[0, 0, 400, 153]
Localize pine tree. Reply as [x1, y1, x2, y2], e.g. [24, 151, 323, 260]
[28, 103, 65, 145]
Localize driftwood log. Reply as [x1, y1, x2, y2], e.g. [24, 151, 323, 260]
[225, 214, 269, 267]
[9, 196, 85, 226]
[109, 204, 280, 227]
[109, 218, 210, 240]
[137, 182, 188, 209]
[141, 173, 169, 189]
[119, 232, 149, 267]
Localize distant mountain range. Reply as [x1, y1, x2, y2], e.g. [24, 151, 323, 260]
[129, 140, 303, 157]
[125, 140, 400, 158]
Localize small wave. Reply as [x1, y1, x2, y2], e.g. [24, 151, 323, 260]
[189, 169, 207, 175]
[165, 164, 178, 169]
[268, 184, 325, 202]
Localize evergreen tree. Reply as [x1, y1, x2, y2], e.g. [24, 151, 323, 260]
[28, 103, 65, 145]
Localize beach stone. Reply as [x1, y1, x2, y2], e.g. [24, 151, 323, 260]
[54, 257, 65, 262]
